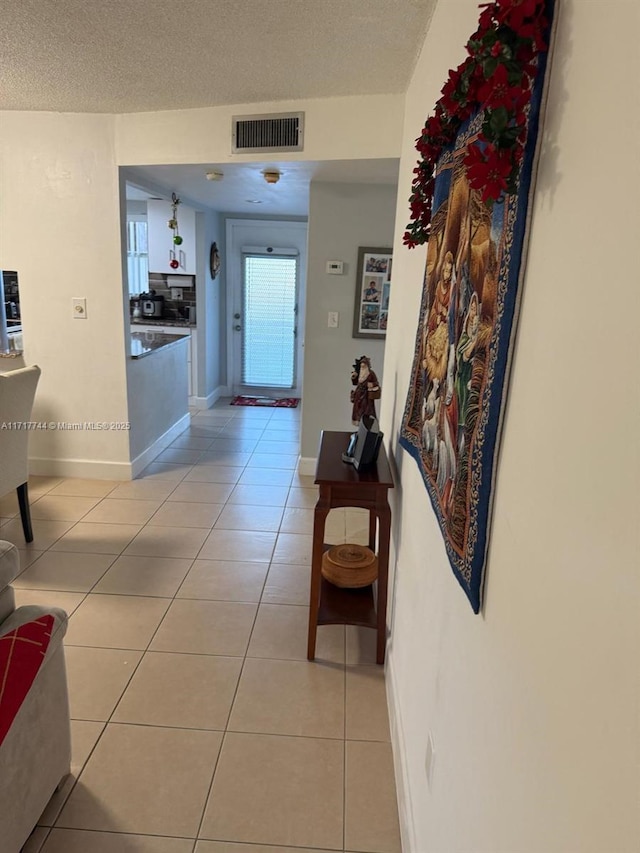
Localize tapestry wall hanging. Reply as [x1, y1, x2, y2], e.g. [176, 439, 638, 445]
[399, 0, 556, 612]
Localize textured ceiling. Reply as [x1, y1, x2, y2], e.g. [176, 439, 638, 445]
[0, 0, 436, 113]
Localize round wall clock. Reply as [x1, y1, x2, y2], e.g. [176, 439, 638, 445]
[210, 242, 221, 279]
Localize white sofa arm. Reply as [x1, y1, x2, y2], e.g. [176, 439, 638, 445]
[0, 541, 21, 624]
[0, 603, 71, 853]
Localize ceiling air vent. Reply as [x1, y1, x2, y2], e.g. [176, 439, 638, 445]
[232, 112, 304, 154]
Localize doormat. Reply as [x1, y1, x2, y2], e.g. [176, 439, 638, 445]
[230, 396, 300, 408]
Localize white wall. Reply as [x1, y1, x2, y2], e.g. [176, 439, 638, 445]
[197, 209, 225, 402]
[301, 181, 397, 460]
[115, 94, 403, 166]
[382, 1, 640, 851]
[128, 337, 189, 471]
[0, 113, 131, 478]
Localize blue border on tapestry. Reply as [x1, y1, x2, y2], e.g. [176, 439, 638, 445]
[399, 0, 556, 613]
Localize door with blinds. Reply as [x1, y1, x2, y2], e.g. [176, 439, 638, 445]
[232, 248, 299, 396]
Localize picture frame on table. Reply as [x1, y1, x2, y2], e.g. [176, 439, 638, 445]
[353, 246, 393, 339]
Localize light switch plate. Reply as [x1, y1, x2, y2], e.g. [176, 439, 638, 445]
[72, 297, 87, 319]
[328, 312, 339, 328]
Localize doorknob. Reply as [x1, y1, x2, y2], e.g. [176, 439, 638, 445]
[234, 324, 242, 331]
[234, 313, 241, 319]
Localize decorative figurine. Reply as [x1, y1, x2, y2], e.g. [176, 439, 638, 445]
[350, 355, 381, 424]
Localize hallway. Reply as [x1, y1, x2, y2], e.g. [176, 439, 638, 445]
[0, 401, 401, 853]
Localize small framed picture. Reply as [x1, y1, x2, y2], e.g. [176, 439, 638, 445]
[353, 247, 393, 338]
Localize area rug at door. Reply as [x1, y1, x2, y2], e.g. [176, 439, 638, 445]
[230, 396, 300, 408]
[398, 0, 556, 613]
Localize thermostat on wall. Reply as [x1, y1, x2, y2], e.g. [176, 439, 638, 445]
[326, 260, 344, 275]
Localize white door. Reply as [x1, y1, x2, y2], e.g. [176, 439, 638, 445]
[231, 247, 300, 396]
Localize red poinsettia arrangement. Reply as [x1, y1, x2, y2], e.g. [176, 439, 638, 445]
[404, 0, 550, 248]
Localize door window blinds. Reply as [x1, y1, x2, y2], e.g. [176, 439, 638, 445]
[242, 254, 297, 388]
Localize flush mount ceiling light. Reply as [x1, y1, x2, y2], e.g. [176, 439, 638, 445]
[262, 169, 281, 184]
[205, 170, 224, 181]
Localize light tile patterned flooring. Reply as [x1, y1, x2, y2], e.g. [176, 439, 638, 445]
[0, 401, 401, 853]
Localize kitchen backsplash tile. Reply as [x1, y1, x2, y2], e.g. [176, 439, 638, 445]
[139, 273, 196, 321]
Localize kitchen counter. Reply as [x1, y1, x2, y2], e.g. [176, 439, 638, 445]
[130, 331, 189, 359]
[131, 317, 196, 329]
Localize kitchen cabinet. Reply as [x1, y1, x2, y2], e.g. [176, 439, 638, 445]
[132, 325, 198, 398]
[147, 200, 196, 275]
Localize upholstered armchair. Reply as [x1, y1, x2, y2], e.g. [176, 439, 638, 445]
[0, 365, 41, 542]
[0, 540, 71, 853]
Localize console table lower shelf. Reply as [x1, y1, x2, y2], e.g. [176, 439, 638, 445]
[317, 575, 377, 628]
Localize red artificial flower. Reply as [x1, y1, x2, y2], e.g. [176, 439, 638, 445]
[440, 67, 462, 114]
[477, 64, 529, 112]
[456, 100, 475, 123]
[464, 143, 514, 203]
[440, 59, 474, 115]
[476, 5, 496, 34]
[494, 0, 544, 32]
[519, 19, 548, 51]
[416, 137, 444, 162]
[425, 114, 444, 138]
[405, 0, 550, 248]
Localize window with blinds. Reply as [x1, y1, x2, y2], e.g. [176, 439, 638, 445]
[127, 218, 148, 296]
[242, 254, 297, 388]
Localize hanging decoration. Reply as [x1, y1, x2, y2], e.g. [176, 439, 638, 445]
[398, 0, 556, 612]
[404, 0, 553, 248]
[168, 192, 182, 269]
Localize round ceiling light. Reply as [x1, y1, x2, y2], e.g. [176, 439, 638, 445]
[262, 169, 281, 184]
[206, 170, 224, 181]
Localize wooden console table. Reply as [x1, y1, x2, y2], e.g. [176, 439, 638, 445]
[307, 430, 394, 664]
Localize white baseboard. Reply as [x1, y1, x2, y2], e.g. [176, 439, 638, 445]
[29, 413, 193, 481]
[190, 384, 227, 410]
[28, 456, 135, 481]
[190, 396, 209, 410]
[130, 413, 191, 478]
[386, 651, 416, 853]
[298, 456, 317, 476]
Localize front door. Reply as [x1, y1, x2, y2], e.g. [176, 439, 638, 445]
[232, 248, 299, 396]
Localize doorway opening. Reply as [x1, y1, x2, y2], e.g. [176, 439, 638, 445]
[226, 219, 307, 399]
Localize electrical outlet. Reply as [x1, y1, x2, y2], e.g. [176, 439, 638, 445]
[328, 312, 339, 328]
[72, 297, 87, 319]
[170, 287, 183, 300]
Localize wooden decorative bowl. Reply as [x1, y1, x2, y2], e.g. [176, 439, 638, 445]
[321, 543, 378, 588]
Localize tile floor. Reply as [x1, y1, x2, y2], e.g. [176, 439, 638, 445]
[0, 400, 401, 853]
